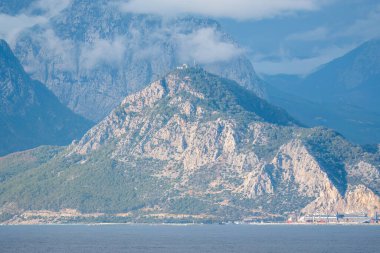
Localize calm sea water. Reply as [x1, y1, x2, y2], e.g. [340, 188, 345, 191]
[0, 224, 379, 253]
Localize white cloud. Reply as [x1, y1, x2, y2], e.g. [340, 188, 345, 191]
[256, 4, 380, 75]
[80, 37, 127, 69]
[121, 0, 329, 20]
[335, 4, 380, 40]
[21, 29, 76, 73]
[253, 44, 356, 75]
[286, 27, 328, 41]
[254, 56, 330, 75]
[0, 14, 47, 43]
[43, 29, 76, 70]
[0, 0, 72, 44]
[176, 28, 244, 64]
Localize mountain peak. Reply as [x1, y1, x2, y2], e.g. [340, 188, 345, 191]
[13, 7, 264, 121]
[0, 39, 10, 51]
[0, 39, 24, 73]
[157, 67, 296, 126]
[0, 39, 92, 156]
[72, 68, 297, 157]
[266, 38, 380, 144]
[1, 66, 379, 221]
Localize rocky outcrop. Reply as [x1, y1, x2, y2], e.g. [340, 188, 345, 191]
[1, 68, 378, 222]
[66, 68, 380, 217]
[302, 185, 380, 216]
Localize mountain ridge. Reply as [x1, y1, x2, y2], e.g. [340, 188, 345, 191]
[0, 39, 92, 156]
[13, 0, 264, 121]
[265, 39, 380, 144]
[1, 68, 378, 224]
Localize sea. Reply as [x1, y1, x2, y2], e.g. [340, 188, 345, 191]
[0, 224, 379, 253]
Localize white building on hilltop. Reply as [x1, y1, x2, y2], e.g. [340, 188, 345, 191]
[176, 64, 188, 70]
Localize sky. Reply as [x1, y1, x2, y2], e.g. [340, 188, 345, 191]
[120, 0, 380, 75]
[217, 0, 380, 75]
[1, 0, 379, 75]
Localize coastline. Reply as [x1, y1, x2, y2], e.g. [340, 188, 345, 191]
[2, 221, 379, 226]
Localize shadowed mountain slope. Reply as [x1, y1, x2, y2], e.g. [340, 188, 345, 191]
[0, 39, 92, 156]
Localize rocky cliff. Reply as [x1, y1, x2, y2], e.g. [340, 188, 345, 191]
[1, 68, 378, 223]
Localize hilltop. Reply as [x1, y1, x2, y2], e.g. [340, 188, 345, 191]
[0, 68, 379, 224]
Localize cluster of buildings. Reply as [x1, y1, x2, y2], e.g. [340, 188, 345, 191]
[287, 212, 379, 224]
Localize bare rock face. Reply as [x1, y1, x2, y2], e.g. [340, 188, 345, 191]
[348, 161, 380, 191]
[65, 68, 380, 217]
[302, 185, 380, 216]
[1, 68, 378, 222]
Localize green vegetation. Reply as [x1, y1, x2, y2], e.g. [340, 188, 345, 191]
[0, 67, 379, 223]
[0, 144, 171, 213]
[0, 146, 63, 183]
[175, 68, 297, 126]
[301, 127, 380, 195]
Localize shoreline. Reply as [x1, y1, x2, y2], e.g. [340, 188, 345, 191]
[1, 222, 379, 226]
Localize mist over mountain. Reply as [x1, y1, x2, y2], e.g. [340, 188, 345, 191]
[265, 39, 380, 144]
[1, 68, 378, 223]
[0, 39, 92, 156]
[10, 0, 263, 122]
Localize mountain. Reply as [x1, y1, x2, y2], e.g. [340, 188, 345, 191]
[1, 68, 379, 224]
[12, 0, 263, 122]
[0, 39, 92, 157]
[0, 0, 32, 15]
[265, 39, 380, 144]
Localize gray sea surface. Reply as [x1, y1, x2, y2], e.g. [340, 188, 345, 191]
[0, 224, 379, 253]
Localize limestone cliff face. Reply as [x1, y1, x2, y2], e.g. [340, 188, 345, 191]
[302, 185, 380, 216]
[242, 140, 334, 198]
[67, 68, 380, 216]
[348, 161, 380, 192]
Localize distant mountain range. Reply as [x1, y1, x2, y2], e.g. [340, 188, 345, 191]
[9, 0, 263, 122]
[265, 39, 380, 144]
[0, 39, 92, 156]
[1, 68, 378, 224]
